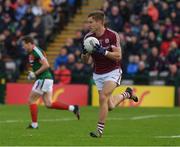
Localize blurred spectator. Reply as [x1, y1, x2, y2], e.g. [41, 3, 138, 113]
[160, 31, 173, 57]
[139, 39, 150, 55]
[54, 63, 71, 84]
[131, 16, 141, 36]
[147, 46, 165, 73]
[132, 0, 144, 15]
[15, 0, 29, 21]
[42, 10, 54, 41]
[101, 0, 111, 16]
[148, 31, 159, 48]
[136, 61, 148, 77]
[3, 0, 15, 20]
[134, 61, 149, 85]
[147, 1, 159, 22]
[40, 0, 53, 13]
[107, 5, 124, 32]
[140, 24, 150, 40]
[54, 47, 68, 70]
[64, 38, 77, 54]
[140, 7, 153, 29]
[166, 41, 180, 65]
[119, 0, 130, 23]
[127, 35, 141, 56]
[16, 18, 30, 35]
[32, 0, 43, 16]
[73, 30, 83, 47]
[72, 59, 90, 83]
[66, 53, 76, 71]
[158, 1, 169, 20]
[126, 55, 139, 75]
[29, 16, 45, 48]
[166, 64, 180, 85]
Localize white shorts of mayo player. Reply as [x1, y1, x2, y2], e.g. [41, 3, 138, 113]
[32, 79, 53, 95]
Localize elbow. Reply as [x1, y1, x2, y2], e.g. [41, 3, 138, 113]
[45, 64, 50, 69]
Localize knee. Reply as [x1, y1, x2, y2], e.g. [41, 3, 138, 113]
[99, 93, 109, 105]
[45, 102, 52, 108]
[28, 98, 35, 105]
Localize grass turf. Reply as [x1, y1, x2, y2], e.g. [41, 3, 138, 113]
[0, 105, 180, 146]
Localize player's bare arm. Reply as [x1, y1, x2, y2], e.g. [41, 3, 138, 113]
[105, 45, 122, 62]
[34, 58, 50, 76]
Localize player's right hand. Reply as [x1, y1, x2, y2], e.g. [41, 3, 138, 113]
[82, 44, 88, 55]
[27, 71, 36, 80]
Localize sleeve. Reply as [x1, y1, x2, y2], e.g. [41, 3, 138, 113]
[33, 48, 46, 61]
[111, 32, 120, 48]
[83, 32, 93, 41]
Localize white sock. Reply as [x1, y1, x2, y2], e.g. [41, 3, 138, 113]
[31, 122, 38, 128]
[68, 105, 75, 112]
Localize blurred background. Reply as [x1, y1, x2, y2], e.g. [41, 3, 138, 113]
[0, 0, 179, 106]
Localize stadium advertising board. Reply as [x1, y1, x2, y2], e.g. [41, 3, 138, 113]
[92, 85, 175, 107]
[6, 83, 88, 105]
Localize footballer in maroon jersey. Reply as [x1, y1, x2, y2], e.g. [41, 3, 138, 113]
[84, 28, 121, 74]
[81, 11, 138, 138]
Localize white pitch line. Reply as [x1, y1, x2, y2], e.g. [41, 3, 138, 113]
[0, 114, 180, 124]
[0, 118, 75, 124]
[156, 135, 180, 138]
[130, 115, 159, 120]
[131, 114, 180, 120]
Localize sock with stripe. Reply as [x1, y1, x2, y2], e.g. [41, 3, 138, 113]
[121, 91, 130, 99]
[97, 122, 105, 135]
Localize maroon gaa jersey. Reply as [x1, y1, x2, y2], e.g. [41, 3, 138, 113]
[84, 28, 121, 74]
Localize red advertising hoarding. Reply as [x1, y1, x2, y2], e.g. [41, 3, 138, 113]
[6, 83, 88, 106]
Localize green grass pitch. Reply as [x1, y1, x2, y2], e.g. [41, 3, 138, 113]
[0, 105, 180, 146]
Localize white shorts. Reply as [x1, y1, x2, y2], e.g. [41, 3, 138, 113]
[93, 68, 122, 91]
[32, 79, 53, 95]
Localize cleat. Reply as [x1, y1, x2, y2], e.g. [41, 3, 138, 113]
[125, 87, 138, 102]
[90, 131, 102, 138]
[26, 124, 38, 129]
[73, 105, 80, 120]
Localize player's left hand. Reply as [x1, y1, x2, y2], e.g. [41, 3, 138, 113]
[94, 44, 107, 56]
[27, 71, 36, 80]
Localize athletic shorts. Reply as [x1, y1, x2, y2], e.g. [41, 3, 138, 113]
[93, 68, 122, 91]
[32, 79, 53, 95]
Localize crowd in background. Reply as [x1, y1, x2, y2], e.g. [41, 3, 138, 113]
[0, 0, 179, 85]
[0, 0, 82, 81]
[54, 0, 180, 85]
[104, 0, 180, 85]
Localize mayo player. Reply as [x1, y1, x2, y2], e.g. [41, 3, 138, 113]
[22, 36, 80, 129]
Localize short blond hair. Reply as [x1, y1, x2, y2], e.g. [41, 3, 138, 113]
[88, 10, 105, 22]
